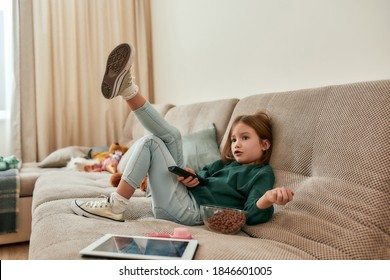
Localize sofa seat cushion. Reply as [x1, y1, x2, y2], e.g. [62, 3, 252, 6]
[32, 171, 146, 212]
[245, 174, 390, 259]
[29, 197, 316, 260]
[19, 162, 65, 197]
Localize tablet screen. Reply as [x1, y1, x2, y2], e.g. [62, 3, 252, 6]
[94, 236, 188, 257]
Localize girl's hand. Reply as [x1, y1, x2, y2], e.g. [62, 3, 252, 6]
[177, 167, 199, 188]
[256, 187, 294, 209]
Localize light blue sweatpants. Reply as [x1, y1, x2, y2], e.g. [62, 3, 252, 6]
[121, 101, 202, 226]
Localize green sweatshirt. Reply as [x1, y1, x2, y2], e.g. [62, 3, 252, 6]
[190, 160, 275, 225]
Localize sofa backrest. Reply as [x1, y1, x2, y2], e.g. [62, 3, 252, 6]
[164, 98, 239, 146]
[227, 79, 390, 259]
[227, 80, 390, 189]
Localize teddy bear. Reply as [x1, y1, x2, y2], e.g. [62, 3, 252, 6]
[92, 143, 128, 163]
[84, 142, 128, 174]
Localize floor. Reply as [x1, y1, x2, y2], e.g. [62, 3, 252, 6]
[0, 242, 29, 260]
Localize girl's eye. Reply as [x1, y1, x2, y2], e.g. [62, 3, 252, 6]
[243, 136, 249, 140]
[231, 138, 236, 143]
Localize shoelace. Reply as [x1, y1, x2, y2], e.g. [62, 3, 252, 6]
[124, 71, 136, 86]
[85, 196, 111, 209]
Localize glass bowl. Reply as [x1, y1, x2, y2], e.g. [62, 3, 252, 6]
[200, 205, 247, 234]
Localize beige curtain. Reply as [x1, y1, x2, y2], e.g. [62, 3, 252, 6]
[1, 0, 21, 158]
[19, 0, 153, 162]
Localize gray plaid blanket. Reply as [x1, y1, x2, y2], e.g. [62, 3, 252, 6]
[0, 169, 20, 233]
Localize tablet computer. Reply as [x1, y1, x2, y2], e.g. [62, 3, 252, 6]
[79, 234, 198, 260]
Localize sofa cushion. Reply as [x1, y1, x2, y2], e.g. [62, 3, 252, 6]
[227, 80, 390, 186]
[19, 162, 64, 197]
[31, 171, 146, 212]
[164, 98, 239, 147]
[230, 80, 390, 259]
[30, 198, 315, 260]
[182, 124, 220, 172]
[37, 146, 90, 168]
[245, 174, 390, 259]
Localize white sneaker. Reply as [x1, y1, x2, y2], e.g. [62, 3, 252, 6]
[71, 195, 124, 222]
[101, 43, 138, 99]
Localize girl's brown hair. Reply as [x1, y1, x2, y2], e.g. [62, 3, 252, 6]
[221, 110, 273, 165]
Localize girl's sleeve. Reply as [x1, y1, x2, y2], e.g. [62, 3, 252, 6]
[243, 166, 275, 225]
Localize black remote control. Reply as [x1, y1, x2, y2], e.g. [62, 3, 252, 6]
[168, 166, 208, 186]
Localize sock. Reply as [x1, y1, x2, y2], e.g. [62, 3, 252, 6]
[121, 81, 139, 100]
[110, 192, 129, 214]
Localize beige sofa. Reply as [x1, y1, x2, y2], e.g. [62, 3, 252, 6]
[23, 80, 390, 259]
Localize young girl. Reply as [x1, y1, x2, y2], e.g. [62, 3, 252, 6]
[71, 43, 294, 226]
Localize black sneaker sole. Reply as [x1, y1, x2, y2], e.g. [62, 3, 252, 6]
[101, 43, 133, 99]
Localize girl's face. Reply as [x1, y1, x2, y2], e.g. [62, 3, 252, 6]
[230, 121, 270, 165]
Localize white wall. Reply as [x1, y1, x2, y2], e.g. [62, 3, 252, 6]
[150, 0, 390, 105]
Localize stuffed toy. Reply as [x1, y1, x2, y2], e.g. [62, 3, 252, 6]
[101, 150, 123, 173]
[92, 143, 128, 163]
[110, 172, 148, 192]
[84, 142, 128, 174]
[110, 172, 122, 188]
[66, 157, 100, 172]
[0, 155, 20, 171]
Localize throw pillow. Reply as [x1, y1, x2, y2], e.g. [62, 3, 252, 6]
[182, 124, 221, 172]
[38, 146, 91, 168]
